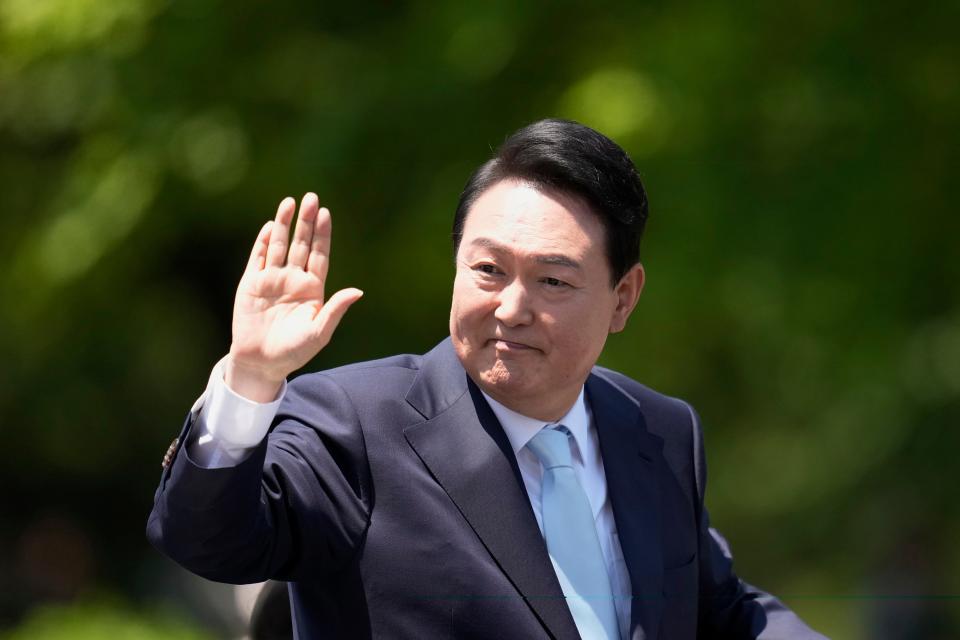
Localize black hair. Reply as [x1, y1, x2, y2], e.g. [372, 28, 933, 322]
[452, 118, 649, 286]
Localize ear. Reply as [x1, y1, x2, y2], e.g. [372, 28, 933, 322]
[609, 263, 645, 333]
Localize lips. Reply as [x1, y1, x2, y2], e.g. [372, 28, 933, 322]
[490, 338, 537, 351]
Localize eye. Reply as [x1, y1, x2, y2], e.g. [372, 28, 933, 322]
[475, 263, 502, 275]
[542, 277, 569, 288]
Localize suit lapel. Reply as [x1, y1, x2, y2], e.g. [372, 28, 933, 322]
[403, 340, 580, 640]
[587, 373, 666, 640]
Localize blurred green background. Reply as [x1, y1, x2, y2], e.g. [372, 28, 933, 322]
[1, 0, 958, 638]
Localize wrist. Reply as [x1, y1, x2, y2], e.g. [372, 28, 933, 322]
[224, 355, 285, 403]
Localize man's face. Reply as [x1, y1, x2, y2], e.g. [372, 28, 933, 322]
[450, 179, 643, 421]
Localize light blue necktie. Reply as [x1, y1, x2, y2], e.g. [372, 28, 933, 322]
[528, 425, 620, 640]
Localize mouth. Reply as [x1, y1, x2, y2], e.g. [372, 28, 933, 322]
[489, 338, 538, 352]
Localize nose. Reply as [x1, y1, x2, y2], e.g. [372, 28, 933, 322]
[494, 279, 534, 327]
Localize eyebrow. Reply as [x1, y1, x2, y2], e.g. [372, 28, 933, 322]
[468, 237, 582, 270]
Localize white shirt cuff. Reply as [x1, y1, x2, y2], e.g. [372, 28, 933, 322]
[187, 356, 287, 468]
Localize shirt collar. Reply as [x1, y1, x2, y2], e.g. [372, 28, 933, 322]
[481, 387, 591, 459]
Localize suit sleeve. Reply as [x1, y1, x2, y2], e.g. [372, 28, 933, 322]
[146, 372, 372, 584]
[686, 402, 829, 639]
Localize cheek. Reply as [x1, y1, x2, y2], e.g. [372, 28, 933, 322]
[449, 275, 469, 319]
[450, 279, 487, 339]
[546, 304, 611, 359]
[454, 274, 496, 309]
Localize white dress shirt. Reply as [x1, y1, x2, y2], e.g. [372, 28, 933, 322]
[187, 356, 286, 468]
[190, 359, 634, 639]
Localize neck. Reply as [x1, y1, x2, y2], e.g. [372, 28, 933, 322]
[478, 384, 582, 423]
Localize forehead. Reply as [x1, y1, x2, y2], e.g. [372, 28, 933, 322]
[459, 179, 605, 256]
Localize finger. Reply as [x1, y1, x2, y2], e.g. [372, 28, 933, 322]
[246, 221, 273, 272]
[288, 192, 319, 270]
[265, 197, 296, 268]
[307, 206, 332, 281]
[311, 288, 363, 348]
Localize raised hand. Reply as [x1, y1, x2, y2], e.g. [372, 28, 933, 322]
[226, 193, 363, 402]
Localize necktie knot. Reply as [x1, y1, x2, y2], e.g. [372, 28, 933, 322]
[527, 425, 573, 470]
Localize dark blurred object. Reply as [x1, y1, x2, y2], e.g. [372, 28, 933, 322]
[16, 515, 94, 601]
[248, 581, 292, 640]
[865, 528, 956, 640]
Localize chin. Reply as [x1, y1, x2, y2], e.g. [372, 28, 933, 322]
[479, 362, 536, 396]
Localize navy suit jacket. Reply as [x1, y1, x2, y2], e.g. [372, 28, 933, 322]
[147, 338, 826, 639]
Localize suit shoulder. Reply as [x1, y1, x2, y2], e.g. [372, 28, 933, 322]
[592, 366, 696, 424]
[591, 366, 702, 457]
[287, 351, 422, 399]
[319, 351, 421, 377]
[593, 366, 704, 502]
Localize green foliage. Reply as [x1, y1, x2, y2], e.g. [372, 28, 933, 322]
[1, 1, 958, 637]
[2, 597, 209, 640]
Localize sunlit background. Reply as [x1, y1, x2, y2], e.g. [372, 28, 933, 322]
[1, 1, 958, 638]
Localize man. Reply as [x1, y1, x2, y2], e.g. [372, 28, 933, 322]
[148, 119, 827, 639]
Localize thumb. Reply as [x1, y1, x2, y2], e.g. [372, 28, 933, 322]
[312, 287, 364, 346]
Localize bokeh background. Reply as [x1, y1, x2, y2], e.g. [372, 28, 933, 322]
[1, 1, 958, 638]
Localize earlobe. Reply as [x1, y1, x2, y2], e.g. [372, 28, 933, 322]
[609, 264, 645, 333]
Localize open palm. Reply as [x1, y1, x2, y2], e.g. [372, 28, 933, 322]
[228, 194, 362, 400]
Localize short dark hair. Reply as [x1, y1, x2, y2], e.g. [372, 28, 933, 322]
[452, 118, 649, 286]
